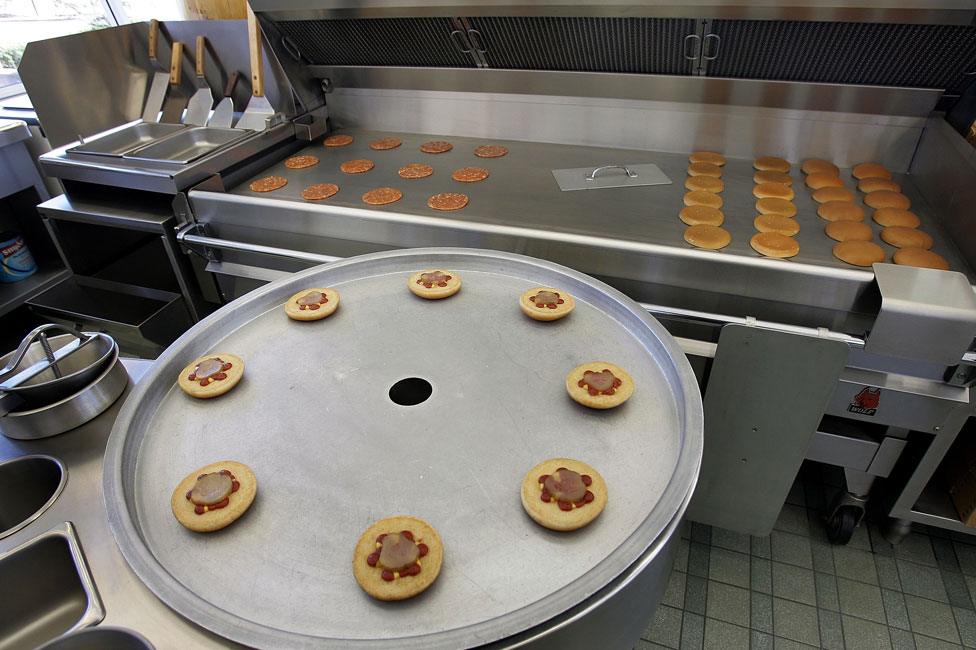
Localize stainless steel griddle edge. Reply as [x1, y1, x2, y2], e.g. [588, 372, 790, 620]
[213, 130, 974, 283]
[103, 248, 703, 649]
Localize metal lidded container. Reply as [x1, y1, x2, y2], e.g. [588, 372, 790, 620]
[104, 248, 703, 648]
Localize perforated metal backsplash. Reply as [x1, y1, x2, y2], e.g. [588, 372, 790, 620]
[276, 17, 473, 68]
[278, 15, 976, 94]
[708, 20, 976, 95]
[466, 17, 696, 75]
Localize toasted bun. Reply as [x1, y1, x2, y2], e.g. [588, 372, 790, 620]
[753, 170, 792, 186]
[689, 151, 726, 166]
[805, 173, 845, 190]
[685, 176, 724, 193]
[688, 162, 723, 178]
[825, 221, 874, 242]
[755, 198, 797, 218]
[754, 156, 790, 172]
[818, 201, 865, 222]
[873, 208, 920, 228]
[864, 191, 911, 210]
[880, 227, 933, 249]
[858, 178, 901, 194]
[754, 214, 799, 236]
[833, 240, 886, 267]
[801, 159, 840, 176]
[684, 191, 723, 209]
[852, 162, 892, 180]
[753, 183, 795, 200]
[750, 232, 799, 258]
[684, 224, 732, 250]
[679, 205, 724, 226]
[811, 187, 855, 204]
[893, 247, 949, 270]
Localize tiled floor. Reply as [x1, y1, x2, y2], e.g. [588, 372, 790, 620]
[639, 462, 976, 649]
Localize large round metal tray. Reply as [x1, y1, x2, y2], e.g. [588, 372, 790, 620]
[104, 248, 702, 648]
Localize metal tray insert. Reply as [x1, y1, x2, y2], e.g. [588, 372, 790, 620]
[67, 123, 186, 158]
[104, 248, 702, 649]
[123, 127, 251, 165]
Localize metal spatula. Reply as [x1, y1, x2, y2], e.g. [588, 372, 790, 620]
[141, 19, 169, 123]
[185, 36, 214, 127]
[208, 71, 239, 128]
[236, 4, 276, 131]
[160, 41, 189, 123]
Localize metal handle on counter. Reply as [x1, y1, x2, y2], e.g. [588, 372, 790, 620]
[703, 33, 721, 61]
[638, 301, 866, 349]
[450, 30, 473, 53]
[178, 229, 342, 265]
[177, 226, 868, 351]
[586, 165, 637, 181]
[683, 34, 701, 61]
[467, 29, 487, 53]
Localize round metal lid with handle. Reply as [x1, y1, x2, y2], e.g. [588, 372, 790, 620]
[104, 248, 703, 648]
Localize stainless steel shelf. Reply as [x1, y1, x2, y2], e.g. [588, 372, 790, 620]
[0, 265, 70, 319]
[908, 483, 976, 536]
[38, 193, 174, 234]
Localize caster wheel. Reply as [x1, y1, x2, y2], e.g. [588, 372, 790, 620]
[826, 506, 860, 544]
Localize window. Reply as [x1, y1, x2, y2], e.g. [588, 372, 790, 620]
[0, 0, 186, 95]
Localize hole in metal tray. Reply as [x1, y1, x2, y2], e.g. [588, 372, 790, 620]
[389, 377, 433, 406]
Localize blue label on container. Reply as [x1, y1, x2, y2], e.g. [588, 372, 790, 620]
[0, 233, 37, 283]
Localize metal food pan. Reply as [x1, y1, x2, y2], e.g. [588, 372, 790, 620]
[123, 127, 251, 165]
[104, 248, 703, 649]
[67, 123, 186, 157]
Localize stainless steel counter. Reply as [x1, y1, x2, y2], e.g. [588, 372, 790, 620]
[0, 360, 242, 650]
[190, 130, 974, 317]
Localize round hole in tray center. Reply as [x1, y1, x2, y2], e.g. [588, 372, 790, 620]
[388, 377, 433, 406]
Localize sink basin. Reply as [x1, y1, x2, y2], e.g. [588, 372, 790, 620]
[0, 455, 66, 539]
[37, 627, 154, 650]
[0, 522, 104, 650]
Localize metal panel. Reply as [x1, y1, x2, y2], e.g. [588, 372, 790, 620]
[466, 17, 695, 75]
[685, 325, 849, 535]
[315, 66, 942, 117]
[911, 116, 976, 275]
[867, 264, 976, 366]
[251, 2, 976, 25]
[707, 20, 976, 95]
[275, 17, 475, 67]
[806, 430, 879, 471]
[824, 366, 969, 431]
[19, 21, 297, 149]
[323, 88, 932, 172]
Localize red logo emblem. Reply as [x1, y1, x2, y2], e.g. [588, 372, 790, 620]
[849, 387, 880, 416]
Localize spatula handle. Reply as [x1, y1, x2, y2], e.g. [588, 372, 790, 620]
[170, 41, 183, 84]
[247, 4, 264, 98]
[196, 36, 205, 78]
[148, 19, 159, 63]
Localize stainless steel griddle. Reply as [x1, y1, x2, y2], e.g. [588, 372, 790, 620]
[222, 130, 972, 282]
[103, 248, 702, 649]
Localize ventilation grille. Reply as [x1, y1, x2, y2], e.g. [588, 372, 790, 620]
[276, 17, 474, 68]
[278, 15, 976, 96]
[708, 20, 976, 94]
[467, 17, 696, 75]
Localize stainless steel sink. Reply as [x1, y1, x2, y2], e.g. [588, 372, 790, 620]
[0, 455, 66, 540]
[66, 123, 186, 157]
[0, 522, 104, 650]
[122, 127, 251, 164]
[37, 627, 154, 650]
